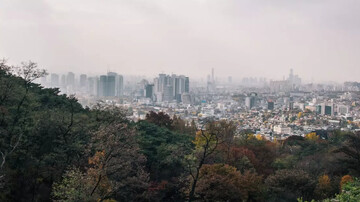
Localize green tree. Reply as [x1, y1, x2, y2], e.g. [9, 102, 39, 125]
[196, 164, 263, 201]
[265, 169, 316, 202]
[136, 120, 193, 201]
[335, 132, 360, 176]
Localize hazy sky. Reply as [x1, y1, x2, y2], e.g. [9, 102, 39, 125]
[1, 0, 359, 82]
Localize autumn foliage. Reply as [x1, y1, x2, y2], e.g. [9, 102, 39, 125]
[340, 175, 353, 191]
[2, 62, 360, 201]
[196, 164, 263, 201]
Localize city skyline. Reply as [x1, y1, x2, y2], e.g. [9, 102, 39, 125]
[2, 1, 360, 201]
[1, 0, 360, 82]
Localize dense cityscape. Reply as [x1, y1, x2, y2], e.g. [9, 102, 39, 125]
[39, 68, 360, 142]
[2, 0, 360, 201]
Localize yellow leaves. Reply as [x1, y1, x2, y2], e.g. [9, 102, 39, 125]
[305, 132, 319, 141]
[246, 134, 265, 141]
[193, 131, 204, 148]
[247, 134, 256, 140]
[193, 130, 217, 149]
[256, 134, 265, 141]
[297, 112, 302, 119]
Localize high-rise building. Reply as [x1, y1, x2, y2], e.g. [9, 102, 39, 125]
[87, 77, 97, 96]
[50, 73, 59, 87]
[324, 106, 332, 116]
[212, 68, 214, 83]
[316, 105, 322, 114]
[289, 97, 294, 110]
[107, 72, 117, 97]
[117, 75, 124, 97]
[60, 75, 66, 87]
[145, 84, 154, 100]
[185, 77, 189, 93]
[268, 100, 274, 110]
[66, 72, 75, 93]
[321, 103, 334, 116]
[79, 74, 87, 88]
[153, 73, 190, 102]
[288, 69, 301, 90]
[66, 72, 75, 87]
[96, 72, 123, 97]
[245, 93, 257, 109]
[207, 69, 216, 92]
[163, 85, 173, 102]
[41, 75, 47, 86]
[107, 75, 116, 97]
[181, 93, 192, 104]
[98, 75, 107, 97]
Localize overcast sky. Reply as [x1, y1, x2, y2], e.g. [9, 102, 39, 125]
[0, 0, 359, 82]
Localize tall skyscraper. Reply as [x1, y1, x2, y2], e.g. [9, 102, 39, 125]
[106, 72, 123, 97]
[79, 74, 87, 88]
[66, 72, 75, 87]
[153, 73, 190, 102]
[163, 85, 173, 102]
[60, 75, 66, 87]
[288, 69, 301, 89]
[145, 84, 154, 100]
[185, 77, 190, 93]
[107, 75, 116, 97]
[117, 75, 124, 97]
[207, 69, 216, 92]
[212, 68, 214, 83]
[87, 77, 97, 96]
[98, 75, 107, 97]
[41, 75, 47, 86]
[50, 73, 59, 87]
[66, 72, 75, 93]
[97, 73, 122, 97]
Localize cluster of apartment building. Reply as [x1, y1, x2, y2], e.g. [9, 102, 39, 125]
[39, 69, 360, 142]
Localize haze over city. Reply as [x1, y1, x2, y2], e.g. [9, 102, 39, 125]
[1, 0, 360, 82]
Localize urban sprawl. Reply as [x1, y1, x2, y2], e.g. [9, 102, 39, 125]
[39, 69, 360, 141]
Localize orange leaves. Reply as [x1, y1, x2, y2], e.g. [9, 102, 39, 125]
[314, 174, 332, 199]
[318, 174, 330, 186]
[88, 150, 106, 168]
[340, 175, 353, 191]
[87, 150, 112, 197]
[196, 164, 263, 201]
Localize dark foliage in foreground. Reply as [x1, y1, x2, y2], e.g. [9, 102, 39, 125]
[1, 61, 359, 201]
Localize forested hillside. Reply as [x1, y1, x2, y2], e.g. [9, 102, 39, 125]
[1, 61, 359, 201]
